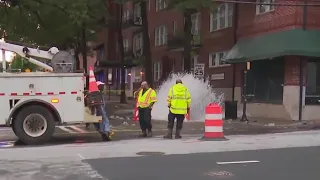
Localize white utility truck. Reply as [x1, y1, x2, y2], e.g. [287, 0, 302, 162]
[0, 39, 100, 145]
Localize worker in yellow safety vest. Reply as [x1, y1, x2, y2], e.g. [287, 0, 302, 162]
[137, 81, 157, 137]
[164, 79, 191, 139]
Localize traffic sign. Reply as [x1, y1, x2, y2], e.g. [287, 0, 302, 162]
[194, 63, 205, 78]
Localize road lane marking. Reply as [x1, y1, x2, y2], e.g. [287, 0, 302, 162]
[216, 160, 260, 165]
[70, 126, 89, 133]
[58, 126, 76, 133]
[77, 153, 85, 159]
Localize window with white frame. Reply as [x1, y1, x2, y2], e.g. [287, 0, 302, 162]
[191, 13, 200, 35]
[209, 52, 229, 68]
[134, 3, 142, 24]
[210, 3, 233, 32]
[118, 68, 128, 83]
[173, 21, 177, 35]
[122, 10, 130, 22]
[182, 56, 199, 71]
[154, 25, 167, 46]
[256, 0, 275, 14]
[123, 39, 129, 52]
[153, 61, 162, 81]
[191, 55, 199, 71]
[155, 0, 167, 12]
[133, 33, 143, 55]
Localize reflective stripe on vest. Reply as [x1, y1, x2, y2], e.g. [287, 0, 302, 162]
[138, 89, 153, 107]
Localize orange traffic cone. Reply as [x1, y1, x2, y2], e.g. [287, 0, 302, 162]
[88, 67, 99, 93]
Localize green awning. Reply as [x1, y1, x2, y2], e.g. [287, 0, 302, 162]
[224, 29, 320, 63]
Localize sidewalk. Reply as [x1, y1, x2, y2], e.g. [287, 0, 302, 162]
[105, 99, 320, 135]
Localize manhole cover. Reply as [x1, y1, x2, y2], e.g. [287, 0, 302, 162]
[136, 151, 165, 156]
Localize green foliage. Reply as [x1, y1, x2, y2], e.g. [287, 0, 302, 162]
[0, 0, 108, 49]
[165, 0, 216, 11]
[10, 55, 38, 71]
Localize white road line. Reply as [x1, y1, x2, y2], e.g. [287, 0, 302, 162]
[58, 126, 76, 133]
[70, 126, 88, 133]
[77, 153, 85, 160]
[216, 160, 260, 165]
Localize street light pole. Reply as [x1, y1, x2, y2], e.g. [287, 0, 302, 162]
[240, 62, 250, 122]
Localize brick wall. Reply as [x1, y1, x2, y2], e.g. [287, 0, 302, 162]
[284, 56, 306, 86]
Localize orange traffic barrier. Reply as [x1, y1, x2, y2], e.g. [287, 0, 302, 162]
[133, 98, 139, 121]
[200, 103, 228, 141]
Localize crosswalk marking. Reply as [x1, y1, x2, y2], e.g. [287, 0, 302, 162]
[58, 126, 77, 133]
[69, 126, 88, 133]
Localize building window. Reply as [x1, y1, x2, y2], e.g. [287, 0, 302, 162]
[246, 58, 284, 104]
[210, 3, 233, 32]
[173, 21, 177, 35]
[154, 25, 167, 46]
[208, 52, 229, 68]
[133, 33, 143, 55]
[181, 56, 198, 71]
[122, 10, 130, 22]
[96, 49, 105, 61]
[154, 61, 162, 81]
[191, 55, 199, 71]
[306, 58, 320, 105]
[123, 39, 129, 52]
[256, 0, 275, 14]
[134, 3, 142, 24]
[191, 13, 201, 35]
[118, 68, 128, 83]
[155, 0, 167, 12]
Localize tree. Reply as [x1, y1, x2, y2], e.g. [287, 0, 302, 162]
[10, 55, 38, 71]
[115, 3, 127, 103]
[114, 0, 153, 87]
[167, 0, 215, 72]
[0, 0, 108, 71]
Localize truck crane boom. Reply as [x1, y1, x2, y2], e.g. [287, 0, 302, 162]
[0, 39, 59, 72]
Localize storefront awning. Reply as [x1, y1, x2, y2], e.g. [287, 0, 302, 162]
[224, 29, 320, 63]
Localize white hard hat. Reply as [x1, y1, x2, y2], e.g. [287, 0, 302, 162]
[97, 81, 105, 85]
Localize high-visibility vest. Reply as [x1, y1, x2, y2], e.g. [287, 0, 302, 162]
[137, 88, 157, 108]
[167, 84, 191, 114]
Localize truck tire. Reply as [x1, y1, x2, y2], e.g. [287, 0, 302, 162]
[13, 105, 55, 145]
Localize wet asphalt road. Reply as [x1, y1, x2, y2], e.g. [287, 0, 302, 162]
[87, 146, 320, 180]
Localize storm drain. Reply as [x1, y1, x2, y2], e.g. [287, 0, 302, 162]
[136, 151, 166, 156]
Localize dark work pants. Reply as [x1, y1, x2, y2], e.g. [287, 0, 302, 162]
[138, 108, 152, 131]
[168, 111, 185, 130]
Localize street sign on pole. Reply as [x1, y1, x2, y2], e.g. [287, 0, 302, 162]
[194, 63, 205, 78]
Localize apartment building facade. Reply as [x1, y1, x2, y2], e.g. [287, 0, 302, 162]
[95, 0, 320, 120]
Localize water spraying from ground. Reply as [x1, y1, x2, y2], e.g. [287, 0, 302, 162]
[152, 73, 224, 121]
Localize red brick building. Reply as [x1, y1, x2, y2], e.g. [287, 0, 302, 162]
[95, 0, 320, 120]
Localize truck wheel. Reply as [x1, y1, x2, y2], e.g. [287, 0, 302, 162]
[13, 105, 55, 145]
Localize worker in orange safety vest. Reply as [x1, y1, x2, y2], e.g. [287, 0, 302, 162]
[136, 81, 157, 137]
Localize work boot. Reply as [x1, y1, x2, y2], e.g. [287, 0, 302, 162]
[163, 129, 173, 139]
[147, 130, 153, 137]
[101, 132, 111, 141]
[175, 129, 182, 139]
[140, 130, 147, 137]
